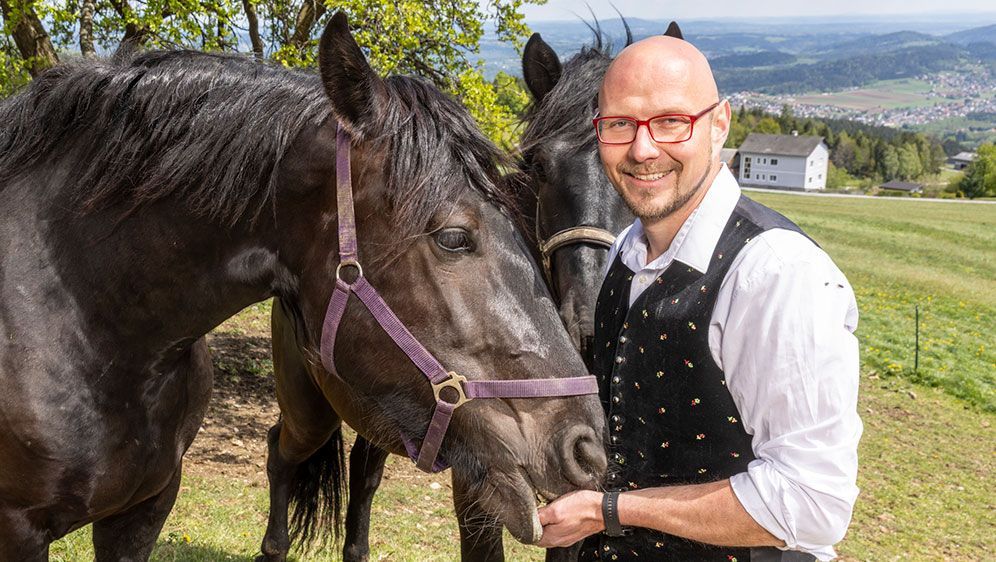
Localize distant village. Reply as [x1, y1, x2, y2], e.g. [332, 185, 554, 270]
[727, 68, 996, 129]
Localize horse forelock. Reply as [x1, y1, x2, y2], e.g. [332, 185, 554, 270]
[373, 75, 518, 242]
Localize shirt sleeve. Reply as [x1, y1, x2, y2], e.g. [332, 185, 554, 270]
[709, 229, 862, 560]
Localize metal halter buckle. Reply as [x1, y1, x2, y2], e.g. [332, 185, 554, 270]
[431, 371, 471, 409]
[335, 259, 364, 282]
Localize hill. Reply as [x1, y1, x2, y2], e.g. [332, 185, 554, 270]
[944, 23, 996, 45]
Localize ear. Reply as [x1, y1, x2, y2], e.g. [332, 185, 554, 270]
[522, 33, 562, 103]
[318, 11, 386, 137]
[664, 21, 683, 40]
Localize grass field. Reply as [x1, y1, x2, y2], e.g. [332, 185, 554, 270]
[795, 78, 940, 111]
[50, 195, 995, 560]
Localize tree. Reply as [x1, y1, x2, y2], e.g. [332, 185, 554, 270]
[960, 143, 996, 199]
[0, 0, 539, 145]
[896, 144, 922, 180]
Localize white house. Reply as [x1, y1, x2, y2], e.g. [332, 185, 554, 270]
[737, 132, 829, 191]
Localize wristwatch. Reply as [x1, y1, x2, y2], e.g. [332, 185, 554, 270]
[601, 491, 628, 537]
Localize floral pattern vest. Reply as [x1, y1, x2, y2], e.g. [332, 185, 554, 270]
[580, 195, 808, 562]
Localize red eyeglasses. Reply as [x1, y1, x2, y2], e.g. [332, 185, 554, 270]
[592, 101, 721, 144]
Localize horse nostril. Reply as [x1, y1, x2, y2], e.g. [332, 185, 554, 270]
[559, 425, 607, 488]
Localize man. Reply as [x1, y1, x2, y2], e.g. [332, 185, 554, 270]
[536, 35, 862, 561]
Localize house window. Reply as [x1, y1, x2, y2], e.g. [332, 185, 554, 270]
[771, 175, 777, 181]
[818, 174, 822, 179]
[744, 173, 750, 179]
[809, 177, 813, 182]
[771, 158, 778, 165]
[762, 158, 767, 164]
[744, 156, 752, 164]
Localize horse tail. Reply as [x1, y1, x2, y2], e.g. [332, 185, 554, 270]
[288, 426, 347, 548]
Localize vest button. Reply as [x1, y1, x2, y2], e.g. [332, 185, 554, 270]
[610, 415, 621, 423]
[619, 335, 628, 344]
[611, 376, 620, 384]
[614, 356, 625, 364]
[612, 395, 620, 404]
[610, 435, 619, 444]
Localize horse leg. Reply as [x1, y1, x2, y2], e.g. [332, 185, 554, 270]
[452, 473, 504, 562]
[0, 509, 49, 561]
[342, 435, 390, 562]
[91, 466, 182, 562]
[257, 298, 344, 562]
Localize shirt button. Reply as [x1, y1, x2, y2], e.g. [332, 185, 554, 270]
[619, 335, 628, 344]
[611, 376, 620, 384]
[614, 356, 624, 364]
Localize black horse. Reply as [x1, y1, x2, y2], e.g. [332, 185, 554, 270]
[0, 13, 608, 561]
[258, 20, 685, 562]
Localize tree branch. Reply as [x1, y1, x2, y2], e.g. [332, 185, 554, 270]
[0, 0, 59, 76]
[241, 0, 263, 59]
[79, 0, 96, 57]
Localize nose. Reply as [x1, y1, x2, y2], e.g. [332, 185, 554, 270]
[628, 124, 660, 163]
[557, 424, 608, 488]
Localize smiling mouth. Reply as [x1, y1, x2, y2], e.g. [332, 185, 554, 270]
[627, 170, 672, 182]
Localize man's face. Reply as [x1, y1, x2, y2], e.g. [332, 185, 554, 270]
[597, 53, 726, 223]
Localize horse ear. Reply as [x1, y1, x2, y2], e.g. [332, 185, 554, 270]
[522, 33, 562, 103]
[318, 11, 386, 137]
[664, 21, 684, 40]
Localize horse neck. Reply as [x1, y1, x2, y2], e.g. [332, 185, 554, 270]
[42, 195, 285, 358]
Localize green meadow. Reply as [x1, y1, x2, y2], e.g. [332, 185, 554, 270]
[50, 195, 995, 560]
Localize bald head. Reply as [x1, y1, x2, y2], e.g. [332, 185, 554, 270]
[599, 35, 719, 114]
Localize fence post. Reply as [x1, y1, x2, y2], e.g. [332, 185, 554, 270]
[914, 304, 920, 373]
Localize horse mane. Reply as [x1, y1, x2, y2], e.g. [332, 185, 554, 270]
[520, 23, 628, 156]
[0, 51, 513, 235]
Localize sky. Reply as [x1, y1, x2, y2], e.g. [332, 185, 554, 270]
[520, 0, 996, 21]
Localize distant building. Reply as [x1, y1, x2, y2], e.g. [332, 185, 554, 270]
[949, 152, 976, 170]
[720, 148, 739, 177]
[880, 180, 923, 194]
[737, 132, 829, 191]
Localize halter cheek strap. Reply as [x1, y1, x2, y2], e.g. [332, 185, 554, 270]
[319, 124, 599, 473]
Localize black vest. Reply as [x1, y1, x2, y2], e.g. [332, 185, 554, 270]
[580, 196, 809, 562]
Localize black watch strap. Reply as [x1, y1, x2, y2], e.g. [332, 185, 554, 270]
[601, 491, 625, 537]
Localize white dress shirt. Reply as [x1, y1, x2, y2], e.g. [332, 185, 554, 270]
[604, 165, 862, 561]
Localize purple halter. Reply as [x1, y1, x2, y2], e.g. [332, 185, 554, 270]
[319, 125, 599, 473]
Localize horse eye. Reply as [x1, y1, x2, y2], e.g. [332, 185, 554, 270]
[434, 228, 474, 253]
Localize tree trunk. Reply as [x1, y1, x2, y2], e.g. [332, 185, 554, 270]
[0, 0, 59, 76]
[290, 0, 325, 52]
[241, 0, 263, 60]
[80, 0, 96, 57]
[110, 0, 151, 54]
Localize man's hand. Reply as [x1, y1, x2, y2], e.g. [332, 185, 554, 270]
[536, 489, 604, 548]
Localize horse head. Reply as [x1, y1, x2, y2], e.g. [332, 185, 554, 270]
[272, 13, 607, 543]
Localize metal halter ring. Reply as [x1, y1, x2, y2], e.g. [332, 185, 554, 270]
[432, 372, 471, 409]
[335, 259, 364, 282]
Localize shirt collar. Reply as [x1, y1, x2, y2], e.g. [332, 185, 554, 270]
[618, 164, 741, 275]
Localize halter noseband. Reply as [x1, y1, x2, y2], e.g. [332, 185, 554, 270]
[320, 125, 599, 473]
[535, 200, 617, 292]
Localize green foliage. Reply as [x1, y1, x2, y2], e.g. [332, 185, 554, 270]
[959, 143, 996, 199]
[727, 106, 948, 184]
[0, 0, 542, 146]
[826, 161, 854, 189]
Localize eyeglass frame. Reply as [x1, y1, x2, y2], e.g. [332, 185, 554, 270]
[592, 100, 723, 145]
